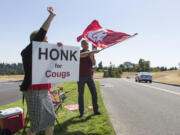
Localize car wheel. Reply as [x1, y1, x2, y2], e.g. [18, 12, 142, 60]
[149, 81, 152, 83]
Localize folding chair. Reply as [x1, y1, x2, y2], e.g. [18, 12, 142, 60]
[49, 87, 69, 128]
[49, 87, 64, 128]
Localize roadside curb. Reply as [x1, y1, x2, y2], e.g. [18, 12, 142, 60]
[153, 81, 180, 87]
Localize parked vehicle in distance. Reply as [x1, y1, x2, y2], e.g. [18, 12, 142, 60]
[135, 72, 152, 83]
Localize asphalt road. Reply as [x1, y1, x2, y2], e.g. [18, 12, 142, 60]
[0, 81, 22, 106]
[99, 78, 180, 135]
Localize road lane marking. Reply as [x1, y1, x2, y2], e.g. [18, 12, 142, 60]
[123, 79, 180, 96]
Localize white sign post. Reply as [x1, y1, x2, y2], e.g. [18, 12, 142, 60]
[32, 41, 80, 84]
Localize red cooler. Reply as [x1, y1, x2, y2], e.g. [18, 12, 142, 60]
[0, 107, 24, 134]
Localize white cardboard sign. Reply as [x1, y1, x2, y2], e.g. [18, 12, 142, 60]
[32, 41, 80, 84]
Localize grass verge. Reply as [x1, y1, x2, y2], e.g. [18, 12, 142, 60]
[0, 81, 116, 135]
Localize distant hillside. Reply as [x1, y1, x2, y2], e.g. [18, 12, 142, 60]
[151, 70, 180, 84]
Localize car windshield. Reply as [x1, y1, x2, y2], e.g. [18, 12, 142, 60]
[140, 72, 151, 75]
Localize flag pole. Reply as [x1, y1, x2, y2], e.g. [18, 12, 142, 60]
[99, 33, 138, 52]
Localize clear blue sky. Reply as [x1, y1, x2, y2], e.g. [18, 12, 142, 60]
[0, 0, 180, 68]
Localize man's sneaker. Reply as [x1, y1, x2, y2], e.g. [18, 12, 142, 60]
[94, 111, 101, 115]
[79, 114, 84, 119]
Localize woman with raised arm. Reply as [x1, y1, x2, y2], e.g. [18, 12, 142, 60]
[20, 7, 62, 135]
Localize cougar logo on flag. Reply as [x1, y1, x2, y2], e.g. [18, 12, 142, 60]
[87, 30, 107, 43]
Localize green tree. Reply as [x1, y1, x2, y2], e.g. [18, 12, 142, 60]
[134, 64, 140, 72]
[118, 64, 125, 72]
[138, 59, 150, 72]
[8, 69, 16, 75]
[123, 62, 134, 72]
[97, 61, 103, 72]
[0, 62, 24, 75]
[108, 62, 121, 78]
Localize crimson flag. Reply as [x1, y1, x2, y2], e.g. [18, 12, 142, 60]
[77, 20, 133, 49]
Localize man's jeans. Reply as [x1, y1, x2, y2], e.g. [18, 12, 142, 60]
[77, 76, 99, 115]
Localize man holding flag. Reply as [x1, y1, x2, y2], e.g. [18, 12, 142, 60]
[78, 40, 101, 119]
[77, 20, 137, 119]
